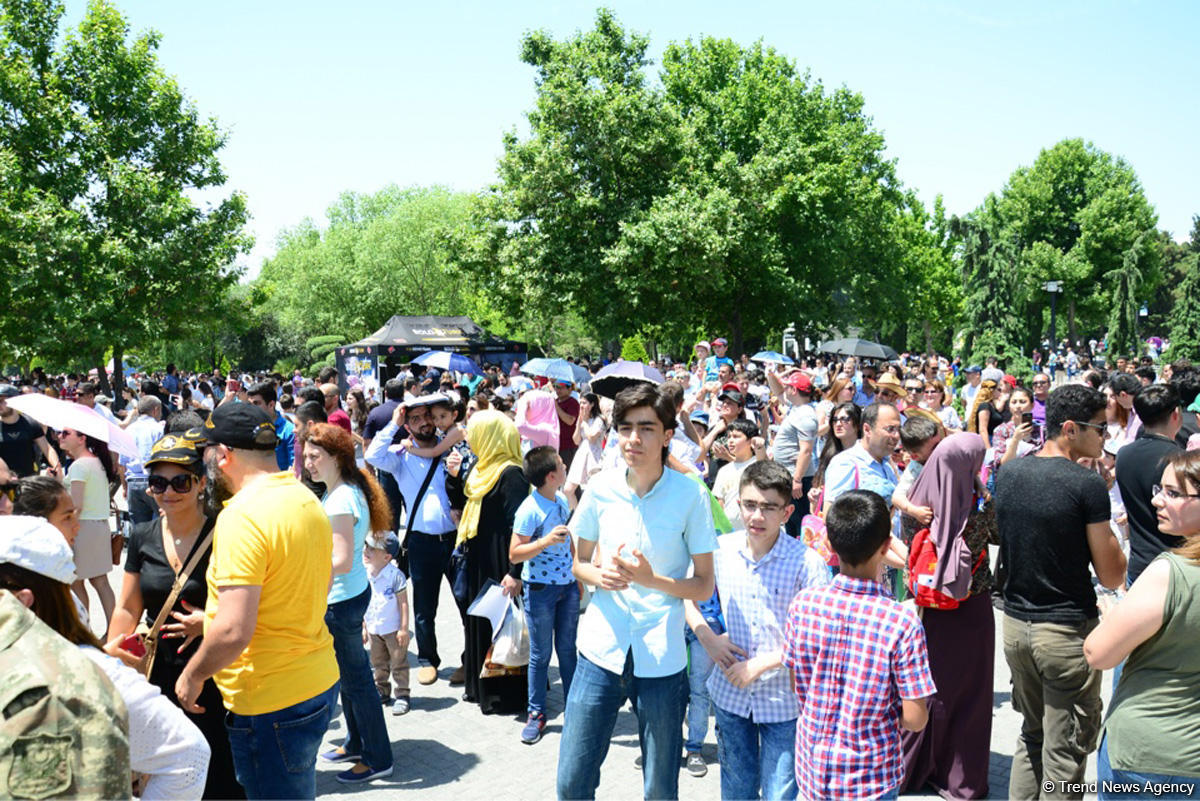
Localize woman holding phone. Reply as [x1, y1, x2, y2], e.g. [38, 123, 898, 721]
[991, 386, 1041, 477]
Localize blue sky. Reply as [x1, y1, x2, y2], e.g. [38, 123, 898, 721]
[61, 1, 1200, 275]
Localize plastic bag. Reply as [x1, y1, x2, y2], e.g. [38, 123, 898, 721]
[489, 597, 529, 668]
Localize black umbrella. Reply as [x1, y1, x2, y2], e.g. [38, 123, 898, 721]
[589, 360, 665, 399]
[817, 338, 899, 361]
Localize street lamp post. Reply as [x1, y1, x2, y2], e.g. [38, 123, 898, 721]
[1043, 281, 1063, 348]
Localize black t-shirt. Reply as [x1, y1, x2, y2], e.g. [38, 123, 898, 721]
[1116, 432, 1183, 585]
[124, 516, 214, 669]
[996, 455, 1111, 623]
[0, 413, 45, 477]
[363, 400, 404, 445]
[1177, 410, 1199, 449]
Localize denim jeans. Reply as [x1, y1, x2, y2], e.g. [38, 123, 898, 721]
[225, 682, 339, 799]
[557, 653, 688, 800]
[684, 633, 714, 752]
[407, 529, 463, 668]
[713, 705, 798, 800]
[1098, 735, 1200, 799]
[325, 587, 394, 771]
[125, 480, 157, 525]
[1003, 615, 1102, 800]
[525, 581, 580, 716]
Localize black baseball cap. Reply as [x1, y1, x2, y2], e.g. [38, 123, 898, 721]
[193, 403, 277, 451]
[144, 434, 205, 474]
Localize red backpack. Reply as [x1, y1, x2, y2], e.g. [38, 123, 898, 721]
[906, 526, 986, 610]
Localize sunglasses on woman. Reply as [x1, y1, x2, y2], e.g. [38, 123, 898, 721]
[147, 474, 196, 495]
[1, 482, 19, 503]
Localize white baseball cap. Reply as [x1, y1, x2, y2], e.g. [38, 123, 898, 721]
[0, 516, 78, 585]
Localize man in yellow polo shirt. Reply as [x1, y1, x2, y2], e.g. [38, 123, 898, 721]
[175, 403, 339, 800]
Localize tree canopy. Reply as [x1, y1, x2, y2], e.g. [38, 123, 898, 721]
[456, 10, 931, 355]
[0, 0, 249, 381]
[958, 138, 1160, 361]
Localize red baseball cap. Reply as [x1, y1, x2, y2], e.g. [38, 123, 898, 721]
[720, 382, 740, 392]
[782, 372, 813, 393]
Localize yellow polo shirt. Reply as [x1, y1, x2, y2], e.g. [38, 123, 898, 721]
[205, 472, 338, 715]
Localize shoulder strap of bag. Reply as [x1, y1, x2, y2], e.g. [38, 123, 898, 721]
[147, 518, 215, 640]
[408, 456, 440, 531]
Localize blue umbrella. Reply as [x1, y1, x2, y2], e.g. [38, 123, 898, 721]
[412, 350, 484, 376]
[751, 350, 795, 365]
[520, 357, 577, 384]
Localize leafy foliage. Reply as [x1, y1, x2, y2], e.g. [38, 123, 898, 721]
[456, 10, 921, 354]
[256, 186, 474, 346]
[0, 0, 249, 381]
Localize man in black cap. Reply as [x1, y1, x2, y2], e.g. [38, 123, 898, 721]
[175, 403, 339, 800]
[0, 384, 61, 478]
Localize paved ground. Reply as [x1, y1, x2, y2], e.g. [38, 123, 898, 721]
[88, 548, 1108, 800]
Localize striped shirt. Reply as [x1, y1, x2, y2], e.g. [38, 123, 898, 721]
[706, 531, 830, 722]
[782, 575, 936, 799]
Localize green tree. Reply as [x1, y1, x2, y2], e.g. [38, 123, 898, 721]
[982, 139, 1159, 347]
[257, 185, 475, 345]
[0, 0, 250, 391]
[1165, 250, 1200, 361]
[1104, 231, 1152, 357]
[955, 209, 1025, 368]
[458, 11, 913, 353]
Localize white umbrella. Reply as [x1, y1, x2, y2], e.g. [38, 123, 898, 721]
[6, 394, 138, 458]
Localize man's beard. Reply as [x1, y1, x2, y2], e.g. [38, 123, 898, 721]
[205, 460, 235, 514]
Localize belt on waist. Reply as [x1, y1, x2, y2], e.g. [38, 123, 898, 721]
[409, 529, 457, 540]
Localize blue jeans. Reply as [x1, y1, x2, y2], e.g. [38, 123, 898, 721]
[685, 633, 714, 752]
[407, 530, 463, 668]
[713, 705, 798, 800]
[525, 581, 580, 716]
[1098, 736, 1200, 799]
[557, 653, 687, 800]
[226, 682, 339, 799]
[325, 587, 394, 771]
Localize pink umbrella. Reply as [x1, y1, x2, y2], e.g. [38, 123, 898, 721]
[6, 394, 138, 458]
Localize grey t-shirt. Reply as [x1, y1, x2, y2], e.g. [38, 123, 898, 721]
[772, 403, 818, 478]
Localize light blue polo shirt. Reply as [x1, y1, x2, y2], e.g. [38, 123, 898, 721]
[570, 466, 717, 678]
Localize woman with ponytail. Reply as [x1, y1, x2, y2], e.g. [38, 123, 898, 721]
[59, 427, 117, 626]
[302, 423, 395, 784]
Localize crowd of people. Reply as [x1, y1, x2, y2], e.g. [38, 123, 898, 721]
[1, 338, 1200, 800]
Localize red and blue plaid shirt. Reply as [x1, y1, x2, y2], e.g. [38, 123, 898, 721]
[782, 574, 936, 799]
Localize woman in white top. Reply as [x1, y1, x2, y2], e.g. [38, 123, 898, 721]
[922, 379, 963, 431]
[59, 427, 117, 627]
[0, 516, 210, 799]
[564, 392, 607, 508]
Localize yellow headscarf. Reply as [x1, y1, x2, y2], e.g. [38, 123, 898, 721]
[456, 410, 524, 547]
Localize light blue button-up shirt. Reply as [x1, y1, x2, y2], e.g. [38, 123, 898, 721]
[570, 466, 717, 678]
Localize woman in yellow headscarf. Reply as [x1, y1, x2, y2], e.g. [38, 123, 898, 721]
[446, 409, 530, 714]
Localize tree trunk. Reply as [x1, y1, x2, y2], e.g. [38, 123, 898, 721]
[729, 308, 744, 358]
[94, 356, 113, 397]
[922, 320, 933, 355]
[111, 346, 126, 414]
[1068, 298, 1078, 346]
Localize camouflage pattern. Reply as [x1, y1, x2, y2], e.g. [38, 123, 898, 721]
[0, 591, 131, 799]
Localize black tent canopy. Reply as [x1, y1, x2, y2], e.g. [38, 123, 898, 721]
[335, 316, 527, 395]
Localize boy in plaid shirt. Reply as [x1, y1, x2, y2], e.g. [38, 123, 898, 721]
[687, 460, 831, 799]
[782, 490, 935, 799]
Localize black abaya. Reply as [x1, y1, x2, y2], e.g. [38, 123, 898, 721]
[449, 465, 530, 715]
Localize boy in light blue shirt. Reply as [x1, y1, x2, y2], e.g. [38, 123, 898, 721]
[509, 445, 578, 745]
